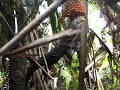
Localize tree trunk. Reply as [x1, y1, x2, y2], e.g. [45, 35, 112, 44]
[9, 58, 26, 90]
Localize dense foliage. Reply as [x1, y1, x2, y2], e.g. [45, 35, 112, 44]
[0, 0, 120, 90]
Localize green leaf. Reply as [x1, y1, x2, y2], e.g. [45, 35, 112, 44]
[60, 67, 71, 90]
[50, 12, 58, 33]
[99, 53, 109, 73]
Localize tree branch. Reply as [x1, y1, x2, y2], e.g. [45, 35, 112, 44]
[10, 29, 80, 54]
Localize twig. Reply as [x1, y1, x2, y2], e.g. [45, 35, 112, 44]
[27, 57, 54, 79]
[0, 12, 15, 35]
[40, 47, 50, 75]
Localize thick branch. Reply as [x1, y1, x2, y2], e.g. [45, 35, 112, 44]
[10, 29, 80, 54]
[0, 0, 65, 55]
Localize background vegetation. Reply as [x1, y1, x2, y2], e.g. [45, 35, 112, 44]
[0, 0, 120, 90]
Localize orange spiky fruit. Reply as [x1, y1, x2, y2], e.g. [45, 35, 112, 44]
[62, 0, 86, 17]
